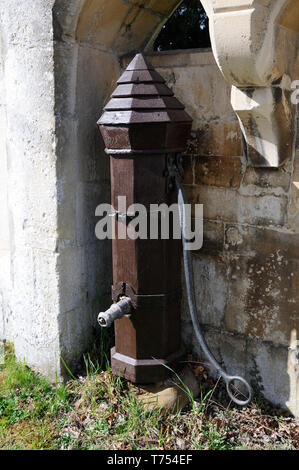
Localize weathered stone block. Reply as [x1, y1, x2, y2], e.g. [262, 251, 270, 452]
[15, 337, 61, 384]
[243, 163, 292, 193]
[56, 181, 78, 244]
[185, 185, 288, 226]
[54, 41, 79, 118]
[76, 47, 120, 119]
[224, 224, 299, 259]
[194, 156, 243, 188]
[76, 181, 109, 247]
[195, 123, 243, 157]
[85, 241, 112, 302]
[56, 117, 80, 184]
[224, 250, 298, 346]
[247, 339, 291, 411]
[190, 254, 227, 329]
[57, 246, 87, 314]
[191, 326, 247, 381]
[1, 0, 54, 47]
[58, 306, 94, 375]
[144, 51, 243, 157]
[181, 155, 193, 185]
[201, 219, 224, 254]
[181, 280, 193, 350]
[53, 0, 84, 40]
[75, 116, 110, 184]
[287, 153, 299, 231]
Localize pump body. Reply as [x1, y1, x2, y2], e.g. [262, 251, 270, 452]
[98, 54, 192, 383]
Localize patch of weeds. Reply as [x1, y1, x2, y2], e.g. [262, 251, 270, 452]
[0, 344, 71, 449]
[1, 352, 71, 419]
[206, 424, 234, 450]
[1, 344, 299, 451]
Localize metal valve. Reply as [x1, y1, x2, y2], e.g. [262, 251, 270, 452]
[98, 297, 132, 328]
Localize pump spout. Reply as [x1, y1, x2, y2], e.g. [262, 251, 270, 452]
[98, 297, 132, 328]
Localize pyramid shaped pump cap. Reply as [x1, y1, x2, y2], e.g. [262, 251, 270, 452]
[125, 53, 155, 71]
[97, 53, 193, 155]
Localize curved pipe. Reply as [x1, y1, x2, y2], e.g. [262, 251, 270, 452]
[98, 297, 132, 328]
[176, 178, 252, 406]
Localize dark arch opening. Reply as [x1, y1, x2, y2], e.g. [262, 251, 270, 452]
[154, 0, 210, 52]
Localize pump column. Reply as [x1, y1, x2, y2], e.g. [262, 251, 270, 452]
[97, 53, 193, 383]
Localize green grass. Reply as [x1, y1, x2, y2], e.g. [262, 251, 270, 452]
[0, 343, 297, 450]
[0, 344, 70, 449]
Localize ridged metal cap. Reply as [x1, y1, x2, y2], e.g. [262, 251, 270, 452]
[98, 53, 193, 154]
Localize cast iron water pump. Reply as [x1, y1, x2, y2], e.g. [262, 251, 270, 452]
[97, 53, 192, 383]
[97, 54, 252, 406]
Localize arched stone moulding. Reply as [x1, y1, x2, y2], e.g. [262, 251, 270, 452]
[53, 0, 183, 53]
[201, 0, 299, 167]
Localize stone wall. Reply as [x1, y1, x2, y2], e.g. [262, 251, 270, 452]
[143, 50, 299, 414]
[0, 0, 62, 378]
[0, 29, 9, 343]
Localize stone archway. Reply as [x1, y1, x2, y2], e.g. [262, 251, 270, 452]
[280, 0, 299, 33]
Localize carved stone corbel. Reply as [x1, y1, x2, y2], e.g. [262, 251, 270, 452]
[201, 0, 299, 167]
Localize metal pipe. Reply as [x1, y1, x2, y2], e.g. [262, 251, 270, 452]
[176, 177, 252, 406]
[98, 297, 132, 328]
